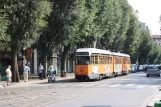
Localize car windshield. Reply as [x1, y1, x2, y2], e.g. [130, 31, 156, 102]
[147, 66, 158, 70]
[131, 66, 135, 68]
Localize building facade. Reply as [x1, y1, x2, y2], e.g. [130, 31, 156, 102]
[151, 35, 161, 46]
[139, 22, 150, 31]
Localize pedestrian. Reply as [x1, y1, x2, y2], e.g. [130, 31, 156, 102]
[24, 64, 30, 82]
[39, 63, 44, 80]
[6, 65, 12, 86]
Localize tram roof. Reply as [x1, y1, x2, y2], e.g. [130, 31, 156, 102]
[76, 48, 112, 55]
[121, 53, 130, 57]
[112, 52, 123, 56]
[76, 48, 130, 57]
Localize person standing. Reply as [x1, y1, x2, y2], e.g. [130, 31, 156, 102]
[24, 64, 30, 82]
[6, 65, 12, 86]
[39, 63, 44, 80]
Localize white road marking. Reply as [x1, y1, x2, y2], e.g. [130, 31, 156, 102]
[109, 84, 120, 87]
[94, 84, 108, 87]
[137, 85, 146, 88]
[125, 84, 135, 87]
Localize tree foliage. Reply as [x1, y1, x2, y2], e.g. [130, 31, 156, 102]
[124, 13, 140, 55]
[39, 0, 161, 65]
[0, 9, 9, 42]
[1, 0, 52, 82]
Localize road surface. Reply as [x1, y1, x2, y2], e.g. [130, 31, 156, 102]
[0, 72, 160, 107]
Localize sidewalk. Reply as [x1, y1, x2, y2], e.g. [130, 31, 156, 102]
[147, 89, 161, 107]
[0, 73, 75, 88]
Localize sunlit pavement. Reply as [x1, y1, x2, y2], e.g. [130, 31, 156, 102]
[0, 72, 161, 107]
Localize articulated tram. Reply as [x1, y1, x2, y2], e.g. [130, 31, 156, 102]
[75, 48, 131, 81]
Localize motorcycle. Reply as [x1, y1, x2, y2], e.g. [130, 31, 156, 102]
[47, 65, 56, 83]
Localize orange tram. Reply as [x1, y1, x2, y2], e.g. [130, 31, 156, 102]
[75, 48, 131, 81]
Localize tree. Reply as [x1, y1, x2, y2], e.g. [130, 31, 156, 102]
[0, 9, 9, 42]
[100, 0, 123, 50]
[112, 0, 131, 51]
[148, 43, 161, 64]
[137, 30, 152, 64]
[123, 12, 140, 56]
[38, 0, 84, 75]
[2, 0, 52, 82]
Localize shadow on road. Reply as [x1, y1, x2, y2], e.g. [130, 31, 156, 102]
[35, 72, 161, 86]
[36, 77, 102, 84]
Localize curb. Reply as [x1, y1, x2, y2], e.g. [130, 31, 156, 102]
[147, 91, 161, 107]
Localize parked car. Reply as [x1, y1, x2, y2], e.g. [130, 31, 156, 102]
[131, 64, 137, 73]
[146, 65, 160, 77]
[138, 65, 144, 71]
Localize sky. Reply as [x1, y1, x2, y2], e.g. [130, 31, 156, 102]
[128, 0, 161, 35]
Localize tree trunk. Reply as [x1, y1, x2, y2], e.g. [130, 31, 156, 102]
[61, 45, 70, 72]
[93, 40, 97, 48]
[43, 47, 47, 79]
[11, 42, 19, 82]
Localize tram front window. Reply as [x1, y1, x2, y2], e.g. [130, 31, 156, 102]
[76, 56, 90, 65]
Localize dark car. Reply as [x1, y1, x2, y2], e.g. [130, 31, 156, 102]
[146, 65, 160, 77]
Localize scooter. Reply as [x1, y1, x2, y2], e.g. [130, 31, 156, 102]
[47, 65, 56, 83]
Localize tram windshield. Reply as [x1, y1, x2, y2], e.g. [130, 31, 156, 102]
[76, 56, 90, 65]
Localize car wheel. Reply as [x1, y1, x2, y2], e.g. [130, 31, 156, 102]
[146, 74, 149, 77]
[158, 75, 160, 77]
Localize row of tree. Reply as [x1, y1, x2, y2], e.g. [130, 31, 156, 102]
[1, 0, 161, 82]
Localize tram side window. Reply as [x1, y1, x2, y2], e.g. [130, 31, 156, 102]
[95, 56, 98, 64]
[76, 56, 90, 64]
[128, 59, 131, 64]
[119, 58, 121, 64]
[108, 57, 110, 64]
[115, 57, 117, 64]
[102, 56, 105, 64]
[105, 56, 109, 64]
[99, 56, 105, 64]
[116, 58, 118, 64]
[99, 56, 102, 64]
[109, 57, 112, 64]
[124, 58, 126, 64]
[117, 58, 119, 64]
[126, 59, 128, 64]
[125, 59, 127, 64]
[105, 57, 108, 64]
[90, 56, 95, 64]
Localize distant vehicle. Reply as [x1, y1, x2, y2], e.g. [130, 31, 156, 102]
[131, 64, 137, 73]
[138, 65, 144, 71]
[146, 65, 160, 77]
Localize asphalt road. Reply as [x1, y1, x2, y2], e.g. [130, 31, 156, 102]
[48, 72, 161, 107]
[0, 72, 161, 107]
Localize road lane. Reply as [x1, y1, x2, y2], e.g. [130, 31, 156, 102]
[0, 72, 160, 107]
